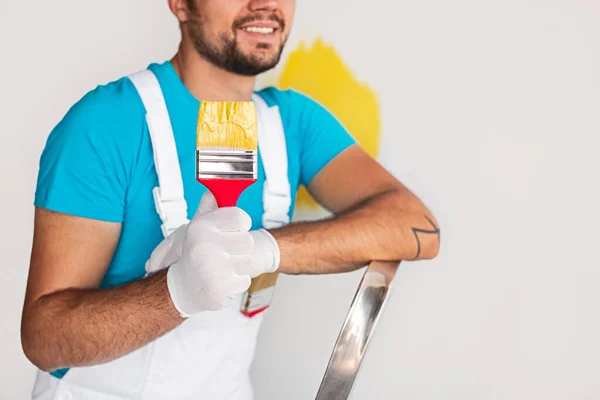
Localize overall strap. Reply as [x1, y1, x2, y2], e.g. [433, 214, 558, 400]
[128, 70, 189, 238]
[252, 94, 292, 229]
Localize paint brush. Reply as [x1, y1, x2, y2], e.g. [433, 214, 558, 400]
[196, 101, 258, 207]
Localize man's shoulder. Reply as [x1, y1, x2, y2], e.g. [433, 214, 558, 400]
[254, 86, 341, 131]
[62, 61, 182, 133]
[66, 74, 145, 126]
[255, 86, 320, 109]
[48, 69, 154, 152]
[37, 69, 156, 182]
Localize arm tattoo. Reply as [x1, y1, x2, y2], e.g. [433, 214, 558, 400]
[411, 215, 440, 260]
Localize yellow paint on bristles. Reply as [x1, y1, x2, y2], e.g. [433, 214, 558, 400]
[197, 101, 258, 151]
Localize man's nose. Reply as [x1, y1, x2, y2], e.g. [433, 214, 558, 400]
[248, 0, 279, 12]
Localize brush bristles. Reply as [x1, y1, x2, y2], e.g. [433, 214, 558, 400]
[197, 101, 258, 151]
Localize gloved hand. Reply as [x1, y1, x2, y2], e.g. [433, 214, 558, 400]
[145, 224, 187, 276]
[145, 204, 280, 279]
[164, 191, 281, 317]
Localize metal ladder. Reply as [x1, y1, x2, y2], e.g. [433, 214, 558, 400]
[315, 261, 400, 400]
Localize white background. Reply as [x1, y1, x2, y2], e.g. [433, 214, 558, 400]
[1, 0, 599, 399]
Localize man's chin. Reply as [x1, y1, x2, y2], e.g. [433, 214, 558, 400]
[247, 47, 282, 62]
[232, 62, 278, 77]
[237, 56, 281, 75]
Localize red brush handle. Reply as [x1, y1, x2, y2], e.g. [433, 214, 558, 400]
[198, 178, 256, 208]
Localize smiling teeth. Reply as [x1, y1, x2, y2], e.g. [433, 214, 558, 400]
[244, 27, 274, 34]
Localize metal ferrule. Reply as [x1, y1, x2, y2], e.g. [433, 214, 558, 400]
[196, 149, 258, 180]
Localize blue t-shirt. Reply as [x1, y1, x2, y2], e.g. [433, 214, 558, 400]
[34, 61, 355, 377]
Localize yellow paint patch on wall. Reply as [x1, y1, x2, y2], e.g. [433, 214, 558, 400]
[272, 38, 381, 209]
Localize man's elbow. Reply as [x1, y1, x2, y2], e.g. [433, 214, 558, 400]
[418, 212, 441, 260]
[21, 317, 59, 372]
[394, 209, 440, 261]
[420, 234, 441, 260]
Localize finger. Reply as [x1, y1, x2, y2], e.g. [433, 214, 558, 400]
[229, 254, 254, 276]
[207, 273, 251, 309]
[220, 232, 254, 255]
[226, 274, 252, 296]
[145, 228, 182, 274]
[161, 224, 187, 267]
[193, 191, 218, 218]
[204, 207, 252, 232]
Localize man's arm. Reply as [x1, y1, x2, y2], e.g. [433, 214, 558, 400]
[21, 207, 183, 372]
[271, 145, 440, 275]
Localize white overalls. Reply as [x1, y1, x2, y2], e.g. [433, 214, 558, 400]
[31, 70, 292, 400]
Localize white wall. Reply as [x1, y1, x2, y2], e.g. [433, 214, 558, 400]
[2, 0, 599, 399]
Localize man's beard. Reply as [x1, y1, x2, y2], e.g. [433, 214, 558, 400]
[187, 14, 286, 76]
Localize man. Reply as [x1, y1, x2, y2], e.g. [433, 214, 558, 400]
[21, 0, 440, 398]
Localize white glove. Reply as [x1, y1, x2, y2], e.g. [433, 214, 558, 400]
[145, 213, 280, 279]
[145, 224, 187, 276]
[165, 192, 281, 317]
[249, 228, 280, 275]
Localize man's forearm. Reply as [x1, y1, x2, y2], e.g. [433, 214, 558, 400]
[21, 270, 183, 372]
[271, 189, 440, 274]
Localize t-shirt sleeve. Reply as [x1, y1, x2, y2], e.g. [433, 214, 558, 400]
[290, 90, 357, 186]
[34, 90, 131, 223]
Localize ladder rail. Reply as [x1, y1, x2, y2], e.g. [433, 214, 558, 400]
[315, 260, 400, 400]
